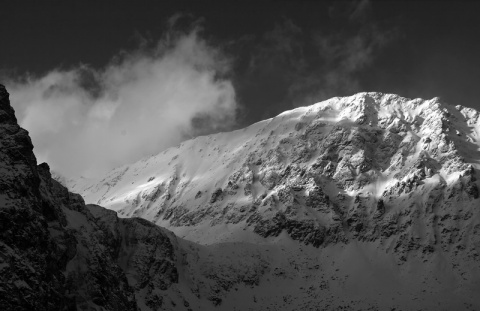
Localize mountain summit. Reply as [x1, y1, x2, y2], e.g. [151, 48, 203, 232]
[71, 92, 480, 245]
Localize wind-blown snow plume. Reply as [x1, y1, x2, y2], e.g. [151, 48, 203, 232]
[5, 28, 237, 178]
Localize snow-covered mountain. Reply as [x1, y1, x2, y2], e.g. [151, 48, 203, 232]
[3, 82, 480, 310]
[70, 92, 480, 244]
[67, 91, 480, 309]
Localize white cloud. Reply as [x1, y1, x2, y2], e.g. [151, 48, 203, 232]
[6, 29, 237, 178]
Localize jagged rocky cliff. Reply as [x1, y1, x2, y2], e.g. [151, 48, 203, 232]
[1, 84, 199, 310]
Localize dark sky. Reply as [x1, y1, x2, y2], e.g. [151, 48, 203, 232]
[2, 0, 480, 126]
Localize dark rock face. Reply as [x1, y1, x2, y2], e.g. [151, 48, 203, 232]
[210, 188, 224, 203]
[0, 85, 178, 310]
[0, 84, 73, 310]
[250, 212, 326, 247]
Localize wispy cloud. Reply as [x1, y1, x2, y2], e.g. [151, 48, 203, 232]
[5, 25, 238, 178]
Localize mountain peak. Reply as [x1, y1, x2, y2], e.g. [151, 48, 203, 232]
[69, 93, 480, 249]
[0, 83, 16, 123]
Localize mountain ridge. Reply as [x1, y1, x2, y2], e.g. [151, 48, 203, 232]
[68, 92, 480, 248]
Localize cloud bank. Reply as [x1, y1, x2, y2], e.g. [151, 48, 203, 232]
[6, 28, 237, 178]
